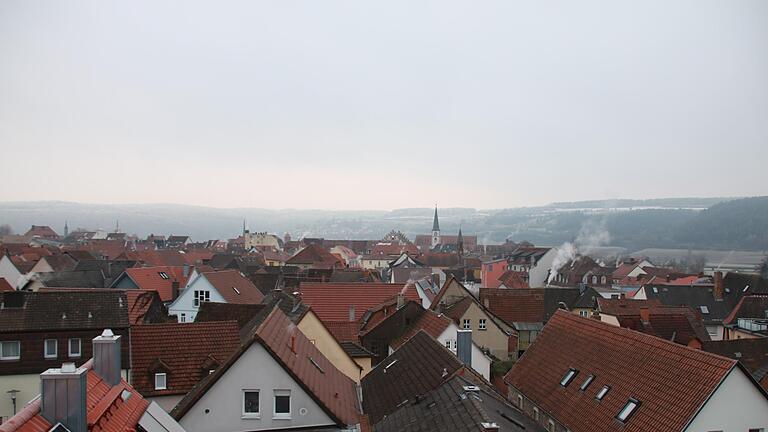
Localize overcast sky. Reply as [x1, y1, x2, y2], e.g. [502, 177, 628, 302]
[1, 1, 766, 210]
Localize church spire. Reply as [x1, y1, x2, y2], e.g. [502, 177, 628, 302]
[432, 205, 440, 232]
[431, 205, 441, 249]
[457, 225, 464, 254]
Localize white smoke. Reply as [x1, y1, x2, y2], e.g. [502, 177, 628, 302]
[547, 219, 611, 285]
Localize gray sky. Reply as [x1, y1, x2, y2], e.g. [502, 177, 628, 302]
[1, 1, 766, 210]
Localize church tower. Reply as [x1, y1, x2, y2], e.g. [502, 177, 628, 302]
[431, 205, 441, 249]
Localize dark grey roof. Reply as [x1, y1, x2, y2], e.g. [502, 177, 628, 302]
[340, 342, 375, 358]
[572, 286, 600, 309]
[73, 259, 137, 278]
[36, 270, 106, 288]
[0, 290, 129, 332]
[372, 375, 541, 432]
[642, 283, 743, 324]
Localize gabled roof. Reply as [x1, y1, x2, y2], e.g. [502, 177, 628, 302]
[200, 270, 264, 304]
[340, 341, 375, 358]
[124, 290, 169, 325]
[362, 330, 464, 424]
[372, 375, 540, 432]
[0, 359, 155, 432]
[37, 254, 77, 272]
[641, 283, 742, 324]
[702, 338, 768, 376]
[479, 288, 546, 323]
[597, 297, 663, 316]
[299, 282, 420, 322]
[119, 266, 191, 301]
[24, 225, 59, 238]
[172, 308, 361, 427]
[504, 310, 740, 432]
[723, 295, 768, 324]
[498, 270, 529, 288]
[130, 321, 241, 396]
[0, 278, 13, 292]
[614, 306, 711, 345]
[389, 307, 453, 350]
[194, 302, 268, 330]
[0, 291, 129, 332]
[287, 243, 342, 268]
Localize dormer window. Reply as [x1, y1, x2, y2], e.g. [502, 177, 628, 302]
[560, 368, 578, 387]
[616, 398, 640, 423]
[596, 385, 610, 400]
[154, 372, 167, 390]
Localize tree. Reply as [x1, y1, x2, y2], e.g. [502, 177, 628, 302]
[0, 224, 12, 236]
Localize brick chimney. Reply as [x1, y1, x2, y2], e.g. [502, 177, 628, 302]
[639, 307, 650, 324]
[714, 271, 724, 301]
[92, 329, 122, 386]
[41, 362, 88, 432]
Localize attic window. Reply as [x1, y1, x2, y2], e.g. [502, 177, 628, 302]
[308, 356, 325, 374]
[596, 385, 610, 400]
[652, 287, 658, 293]
[233, 286, 241, 295]
[699, 306, 709, 314]
[616, 398, 640, 423]
[579, 375, 595, 391]
[158, 272, 169, 280]
[559, 368, 578, 387]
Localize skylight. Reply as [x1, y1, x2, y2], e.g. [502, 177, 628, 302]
[579, 375, 595, 391]
[616, 398, 640, 422]
[699, 305, 709, 314]
[559, 368, 578, 387]
[233, 286, 241, 295]
[158, 272, 169, 280]
[308, 356, 325, 374]
[596, 385, 610, 400]
[384, 359, 398, 373]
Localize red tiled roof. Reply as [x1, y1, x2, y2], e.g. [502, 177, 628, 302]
[371, 243, 420, 256]
[202, 270, 264, 304]
[1, 359, 150, 432]
[287, 244, 343, 268]
[597, 297, 663, 316]
[504, 310, 737, 432]
[123, 266, 191, 301]
[479, 288, 545, 323]
[614, 306, 710, 345]
[498, 270, 529, 288]
[124, 290, 162, 325]
[130, 321, 241, 396]
[0, 278, 13, 292]
[323, 321, 362, 343]
[299, 282, 420, 322]
[389, 309, 452, 349]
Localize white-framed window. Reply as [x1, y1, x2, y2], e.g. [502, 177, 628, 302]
[479, 319, 487, 330]
[445, 340, 452, 349]
[579, 310, 589, 317]
[579, 374, 595, 391]
[0, 341, 20, 361]
[560, 368, 578, 387]
[616, 398, 640, 423]
[154, 373, 167, 390]
[706, 326, 718, 336]
[596, 385, 610, 400]
[273, 389, 291, 419]
[44, 339, 57, 359]
[193, 290, 210, 307]
[158, 271, 169, 280]
[180, 313, 186, 323]
[68, 338, 81, 358]
[242, 390, 260, 418]
[462, 319, 471, 329]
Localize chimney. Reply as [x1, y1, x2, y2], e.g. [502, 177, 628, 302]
[639, 307, 650, 324]
[171, 280, 180, 300]
[456, 329, 472, 367]
[714, 271, 724, 301]
[183, 263, 190, 278]
[396, 293, 405, 309]
[92, 329, 121, 386]
[348, 305, 356, 322]
[41, 362, 88, 432]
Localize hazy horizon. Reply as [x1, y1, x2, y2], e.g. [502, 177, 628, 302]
[2, 1, 767, 210]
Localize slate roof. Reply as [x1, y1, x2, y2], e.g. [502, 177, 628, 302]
[340, 342, 375, 358]
[0, 359, 151, 432]
[299, 282, 420, 322]
[194, 302, 268, 329]
[361, 331, 464, 424]
[172, 308, 361, 427]
[504, 310, 740, 432]
[372, 375, 540, 432]
[35, 270, 106, 288]
[38, 254, 77, 272]
[130, 321, 241, 396]
[572, 286, 600, 309]
[73, 259, 137, 278]
[119, 266, 191, 301]
[201, 270, 264, 304]
[0, 291, 129, 332]
[641, 283, 742, 325]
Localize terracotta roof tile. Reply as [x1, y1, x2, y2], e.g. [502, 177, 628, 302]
[389, 308, 453, 350]
[123, 266, 191, 301]
[299, 282, 420, 322]
[0, 278, 13, 292]
[201, 270, 264, 304]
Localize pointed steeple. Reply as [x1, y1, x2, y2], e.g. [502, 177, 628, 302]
[432, 205, 440, 232]
[457, 225, 464, 254]
[64, 220, 69, 238]
[431, 205, 441, 249]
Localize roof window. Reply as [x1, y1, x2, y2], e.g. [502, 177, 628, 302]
[596, 385, 610, 400]
[560, 368, 578, 387]
[616, 398, 640, 423]
[233, 286, 241, 295]
[579, 375, 595, 391]
[158, 272, 169, 280]
[699, 305, 709, 314]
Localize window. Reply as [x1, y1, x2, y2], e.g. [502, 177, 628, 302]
[700, 305, 710, 314]
[445, 340, 452, 349]
[68, 338, 81, 358]
[706, 326, 718, 336]
[479, 319, 487, 330]
[560, 368, 578, 387]
[44, 339, 57, 359]
[0, 341, 20, 360]
[273, 390, 291, 419]
[533, 407, 539, 421]
[579, 310, 589, 317]
[547, 419, 555, 432]
[616, 398, 640, 423]
[158, 271, 169, 280]
[193, 290, 210, 307]
[154, 373, 167, 390]
[517, 395, 523, 408]
[243, 390, 260, 418]
[579, 374, 595, 391]
[462, 319, 471, 329]
[180, 313, 186, 323]
[596, 385, 610, 400]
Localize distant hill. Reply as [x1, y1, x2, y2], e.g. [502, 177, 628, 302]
[0, 196, 766, 252]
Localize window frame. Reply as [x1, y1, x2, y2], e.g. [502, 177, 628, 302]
[68, 338, 81, 358]
[242, 389, 261, 418]
[44, 339, 57, 359]
[154, 372, 167, 390]
[560, 368, 578, 387]
[273, 389, 291, 419]
[462, 319, 471, 330]
[0, 340, 21, 361]
[596, 385, 611, 400]
[616, 398, 641, 423]
[579, 374, 595, 391]
[478, 319, 487, 331]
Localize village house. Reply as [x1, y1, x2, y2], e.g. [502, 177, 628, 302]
[168, 270, 263, 323]
[505, 247, 558, 287]
[286, 243, 343, 270]
[504, 310, 768, 432]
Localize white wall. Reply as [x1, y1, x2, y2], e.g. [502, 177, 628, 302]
[0, 255, 23, 289]
[685, 367, 768, 431]
[168, 275, 225, 322]
[0, 373, 38, 423]
[178, 343, 338, 432]
[529, 249, 557, 288]
[437, 323, 491, 380]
